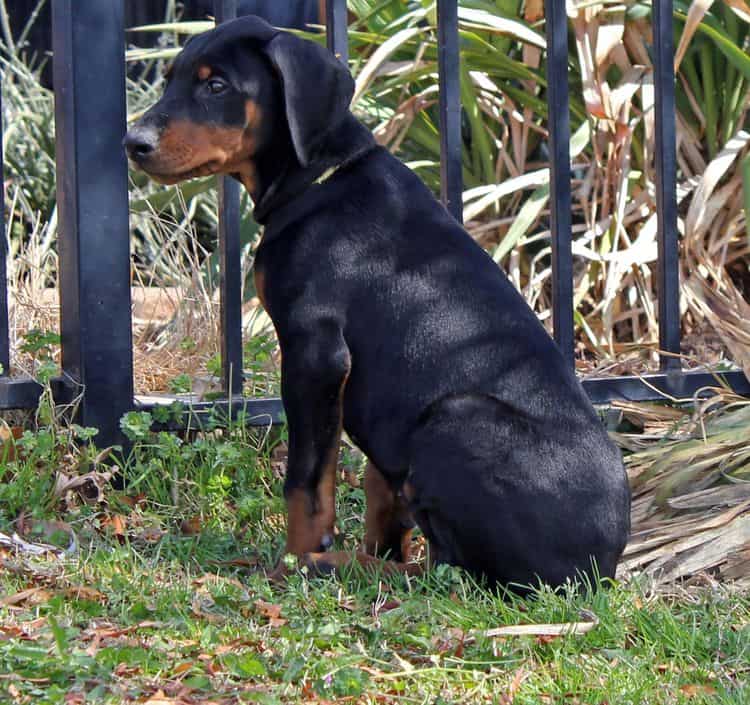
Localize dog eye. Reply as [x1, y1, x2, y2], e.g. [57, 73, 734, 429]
[206, 78, 227, 94]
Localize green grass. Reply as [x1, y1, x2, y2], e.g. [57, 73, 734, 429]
[1, 424, 749, 704]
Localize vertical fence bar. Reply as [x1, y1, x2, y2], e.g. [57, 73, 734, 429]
[0, 89, 9, 377]
[653, 0, 681, 371]
[52, 0, 133, 446]
[437, 0, 463, 224]
[214, 0, 244, 400]
[326, 0, 349, 64]
[544, 0, 574, 366]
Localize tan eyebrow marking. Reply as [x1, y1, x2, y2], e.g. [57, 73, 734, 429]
[197, 65, 212, 80]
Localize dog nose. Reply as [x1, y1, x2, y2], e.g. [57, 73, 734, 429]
[123, 126, 158, 162]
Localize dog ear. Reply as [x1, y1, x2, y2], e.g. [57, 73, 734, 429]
[261, 33, 354, 167]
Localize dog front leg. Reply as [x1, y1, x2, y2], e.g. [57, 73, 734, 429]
[277, 326, 351, 562]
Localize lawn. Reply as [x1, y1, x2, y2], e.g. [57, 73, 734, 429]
[1, 420, 748, 704]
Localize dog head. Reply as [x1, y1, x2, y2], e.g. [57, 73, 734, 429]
[123, 15, 354, 191]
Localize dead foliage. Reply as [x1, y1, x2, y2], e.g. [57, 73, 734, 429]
[615, 393, 750, 587]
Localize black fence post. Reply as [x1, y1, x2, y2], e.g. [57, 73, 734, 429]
[544, 0, 574, 366]
[52, 0, 134, 445]
[214, 0, 244, 403]
[326, 0, 348, 64]
[0, 88, 9, 377]
[437, 0, 463, 224]
[653, 0, 682, 371]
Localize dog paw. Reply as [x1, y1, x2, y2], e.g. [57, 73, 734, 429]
[301, 552, 337, 577]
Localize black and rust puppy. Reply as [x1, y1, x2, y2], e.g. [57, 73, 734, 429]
[124, 16, 630, 591]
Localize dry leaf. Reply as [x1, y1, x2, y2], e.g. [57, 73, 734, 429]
[499, 667, 529, 704]
[53, 468, 113, 505]
[114, 662, 141, 677]
[0, 425, 23, 463]
[254, 599, 288, 626]
[180, 516, 202, 535]
[674, 0, 714, 71]
[679, 684, 718, 698]
[64, 586, 107, 603]
[254, 599, 282, 619]
[172, 661, 194, 676]
[0, 587, 52, 607]
[103, 513, 127, 540]
[472, 610, 599, 639]
[0, 530, 67, 558]
[142, 689, 186, 705]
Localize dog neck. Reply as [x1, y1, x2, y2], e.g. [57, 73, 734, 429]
[249, 115, 376, 224]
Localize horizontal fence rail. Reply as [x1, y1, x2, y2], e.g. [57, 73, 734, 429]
[0, 0, 748, 447]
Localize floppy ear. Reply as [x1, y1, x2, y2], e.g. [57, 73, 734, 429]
[261, 33, 354, 166]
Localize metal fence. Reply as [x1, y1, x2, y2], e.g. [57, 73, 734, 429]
[0, 0, 748, 448]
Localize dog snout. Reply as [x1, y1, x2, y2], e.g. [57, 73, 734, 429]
[123, 124, 159, 163]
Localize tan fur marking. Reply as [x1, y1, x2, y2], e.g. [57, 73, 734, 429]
[197, 65, 212, 80]
[302, 551, 424, 578]
[253, 265, 267, 310]
[364, 463, 394, 554]
[151, 120, 245, 182]
[145, 102, 262, 195]
[364, 463, 414, 561]
[245, 99, 262, 129]
[284, 487, 336, 557]
[282, 360, 350, 558]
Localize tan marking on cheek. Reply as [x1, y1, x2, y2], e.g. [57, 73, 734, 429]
[155, 120, 245, 174]
[237, 166, 257, 196]
[147, 102, 260, 184]
[197, 65, 212, 80]
[245, 99, 262, 130]
[217, 101, 262, 195]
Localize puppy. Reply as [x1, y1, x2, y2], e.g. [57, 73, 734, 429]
[124, 16, 630, 592]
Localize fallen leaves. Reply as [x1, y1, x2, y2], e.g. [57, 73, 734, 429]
[0, 529, 68, 559]
[0, 586, 53, 608]
[83, 621, 165, 658]
[679, 683, 718, 698]
[141, 687, 191, 704]
[179, 516, 202, 536]
[100, 513, 127, 541]
[53, 466, 113, 507]
[0, 425, 23, 464]
[620, 397, 750, 587]
[254, 599, 287, 628]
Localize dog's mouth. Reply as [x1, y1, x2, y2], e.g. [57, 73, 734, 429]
[135, 159, 224, 184]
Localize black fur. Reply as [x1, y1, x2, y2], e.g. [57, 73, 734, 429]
[125, 16, 631, 592]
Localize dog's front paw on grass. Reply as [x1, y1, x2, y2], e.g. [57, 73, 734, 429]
[300, 551, 338, 577]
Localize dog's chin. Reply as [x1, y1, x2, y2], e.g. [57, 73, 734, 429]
[133, 161, 222, 185]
